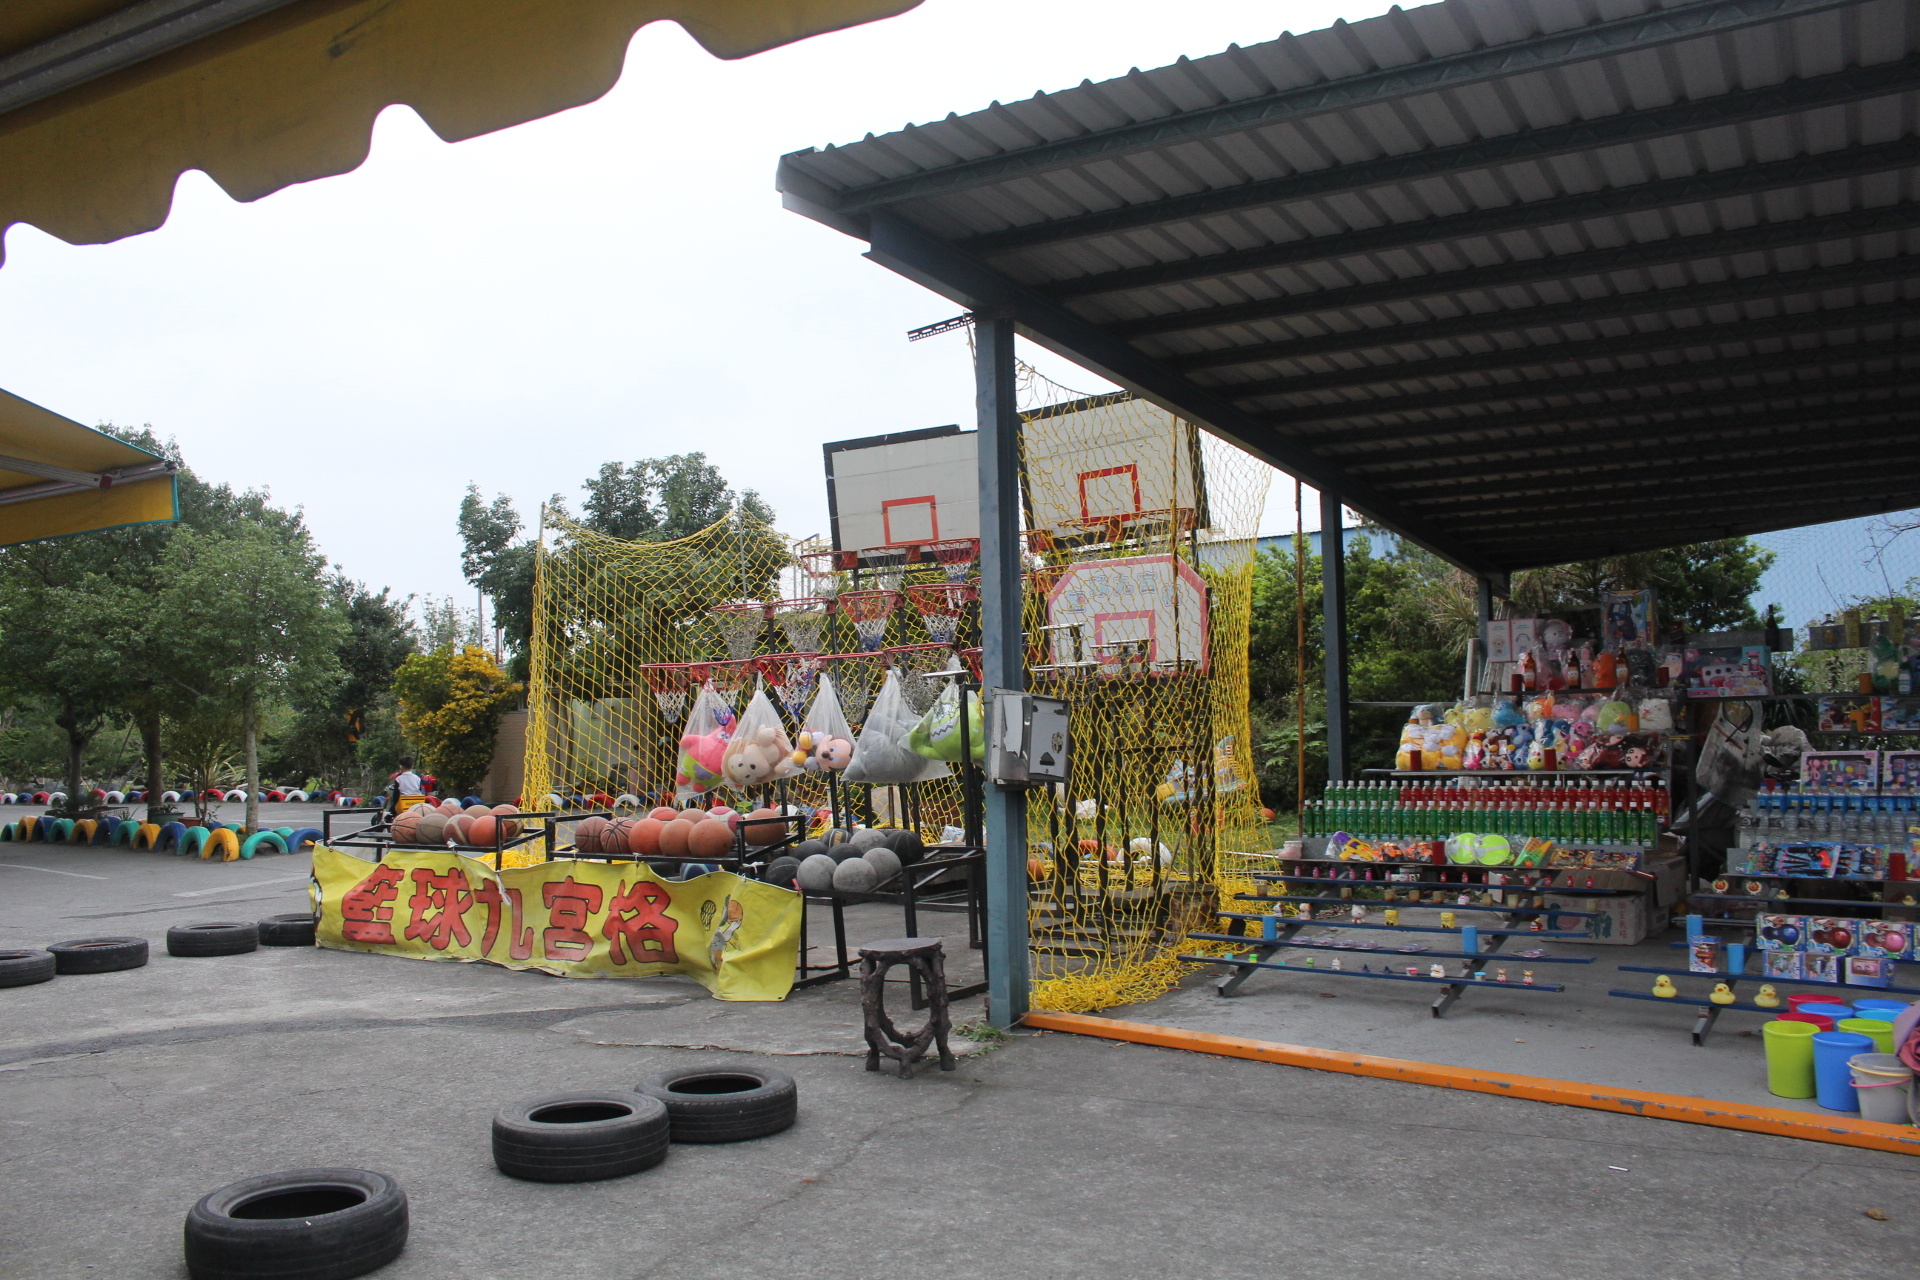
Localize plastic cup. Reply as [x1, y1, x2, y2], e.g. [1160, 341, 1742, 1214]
[1841, 1017, 1896, 1055]
[1764, 1019, 1819, 1098]
[1847, 1052, 1914, 1125]
[1799, 1002, 1855, 1022]
[1859, 1009, 1899, 1024]
[1813, 1031, 1877, 1111]
[1855, 998, 1911, 1016]
[1778, 1011, 1835, 1033]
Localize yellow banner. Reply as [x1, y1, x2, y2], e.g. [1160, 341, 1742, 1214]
[311, 846, 800, 1001]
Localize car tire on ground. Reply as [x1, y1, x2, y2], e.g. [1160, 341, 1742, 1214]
[491, 1091, 670, 1182]
[0, 948, 55, 987]
[258, 915, 316, 947]
[183, 1166, 407, 1280]
[636, 1067, 798, 1143]
[47, 936, 148, 974]
[167, 922, 260, 957]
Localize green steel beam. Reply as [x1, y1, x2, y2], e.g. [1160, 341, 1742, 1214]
[954, 56, 1920, 256]
[827, 0, 1872, 216]
[1215, 299, 1920, 401]
[1046, 137, 1920, 301]
[1107, 202, 1920, 339]
[1166, 254, 1920, 373]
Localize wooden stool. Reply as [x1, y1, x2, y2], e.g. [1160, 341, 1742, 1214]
[858, 937, 955, 1078]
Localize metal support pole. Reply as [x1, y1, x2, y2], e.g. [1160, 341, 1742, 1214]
[975, 315, 1029, 1027]
[1474, 575, 1496, 695]
[1320, 491, 1349, 782]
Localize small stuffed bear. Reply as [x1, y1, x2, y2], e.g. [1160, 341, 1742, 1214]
[723, 725, 790, 787]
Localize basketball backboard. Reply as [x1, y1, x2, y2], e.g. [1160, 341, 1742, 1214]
[1022, 393, 1205, 544]
[1045, 554, 1210, 675]
[823, 425, 979, 554]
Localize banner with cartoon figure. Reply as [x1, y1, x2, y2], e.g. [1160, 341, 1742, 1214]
[311, 846, 800, 1001]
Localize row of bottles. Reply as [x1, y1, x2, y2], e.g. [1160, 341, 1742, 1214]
[1740, 793, 1914, 846]
[1304, 782, 1662, 848]
[1322, 776, 1669, 816]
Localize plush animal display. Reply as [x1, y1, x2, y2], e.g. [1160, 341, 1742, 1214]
[807, 731, 855, 771]
[677, 730, 729, 792]
[1462, 730, 1488, 770]
[723, 724, 793, 788]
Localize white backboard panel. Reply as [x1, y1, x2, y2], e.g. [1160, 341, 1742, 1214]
[1046, 554, 1210, 675]
[825, 427, 979, 553]
[1023, 397, 1200, 540]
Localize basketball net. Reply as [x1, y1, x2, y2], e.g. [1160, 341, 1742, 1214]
[772, 597, 831, 653]
[905, 581, 976, 645]
[888, 642, 953, 716]
[818, 651, 885, 725]
[710, 600, 766, 660]
[638, 662, 692, 719]
[923, 537, 979, 583]
[834, 589, 899, 652]
[709, 658, 756, 706]
[757, 652, 820, 722]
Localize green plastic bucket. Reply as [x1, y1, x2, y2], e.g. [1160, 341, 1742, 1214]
[1764, 1018, 1819, 1099]
[1840, 1017, 1895, 1056]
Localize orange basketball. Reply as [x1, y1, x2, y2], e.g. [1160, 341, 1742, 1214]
[648, 807, 677, 821]
[464, 804, 491, 818]
[467, 814, 498, 846]
[657, 819, 690, 858]
[687, 818, 733, 860]
[416, 811, 450, 845]
[605, 817, 638, 852]
[390, 808, 423, 843]
[672, 808, 703, 823]
[447, 815, 473, 844]
[630, 817, 665, 856]
[575, 816, 610, 854]
[741, 806, 785, 846]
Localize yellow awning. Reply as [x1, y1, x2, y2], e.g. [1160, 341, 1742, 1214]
[0, 0, 920, 263]
[0, 388, 178, 547]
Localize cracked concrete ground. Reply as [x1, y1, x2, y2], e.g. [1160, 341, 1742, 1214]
[3, 840, 1920, 1278]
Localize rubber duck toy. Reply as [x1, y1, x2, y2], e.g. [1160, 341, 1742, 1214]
[1709, 982, 1736, 1005]
[1652, 975, 1679, 998]
[1755, 984, 1782, 1009]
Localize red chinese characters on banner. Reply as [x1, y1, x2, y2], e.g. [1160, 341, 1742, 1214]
[604, 879, 679, 965]
[404, 867, 476, 951]
[341, 866, 404, 944]
[504, 887, 535, 961]
[541, 877, 604, 961]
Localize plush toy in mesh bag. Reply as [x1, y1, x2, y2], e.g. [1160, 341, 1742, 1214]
[675, 683, 738, 794]
[723, 687, 803, 790]
[797, 675, 857, 773]
[907, 669, 985, 765]
[844, 670, 950, 785]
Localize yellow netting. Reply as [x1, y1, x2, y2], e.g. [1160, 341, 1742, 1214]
[1014, 367, 1270, 1012]
[521, 371, 1269, 1009]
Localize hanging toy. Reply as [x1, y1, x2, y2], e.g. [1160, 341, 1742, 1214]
[1652, 975, 1679, 998]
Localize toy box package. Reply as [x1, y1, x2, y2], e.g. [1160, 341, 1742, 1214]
[1884, 750, 1920, 788]
[1845, 957, 1896, 988]
[1687, 938, 1723, 973]
[1763, 950, 1805, 979]
[1755, 914, 1808, 951]
[1818, 697, 1882, 733]
[1803, 953, 1840, 983]
[1684, 645, 1772, 698]
[1802, 917, 1858, 955]
[1802, 751, 1880, 790]
[1881, 700, 1920, 734]
[1857, 920, 1913, 959]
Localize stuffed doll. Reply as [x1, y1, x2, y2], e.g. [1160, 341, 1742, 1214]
[1593, 651, 1619, 688]
[1637, 698, 1675, 733]
[1492, 699, 1526, 730]
[812, 733, 855, 771]
[1566, 719, 1595, 762]
[1463, 730, 1488, 771]
[1464, 702, 1494, 733]
[677, 730, 729, 792]
[1433, 723, 1465, 770]
[723, 725, 791, 788]
[1596, 700, 1638, 733]
[1526, 728, 1550, 770]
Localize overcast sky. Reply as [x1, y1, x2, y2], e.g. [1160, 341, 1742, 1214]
[0, 0, 1377, 611]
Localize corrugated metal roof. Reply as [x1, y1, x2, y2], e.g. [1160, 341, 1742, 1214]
[779, 0, 1920, 574]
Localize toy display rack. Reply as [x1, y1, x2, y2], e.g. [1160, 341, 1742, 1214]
[1688, 866, 1920, 922]
[1189, 880, 1596, 1016]
[1608, 959, 1920, 1045]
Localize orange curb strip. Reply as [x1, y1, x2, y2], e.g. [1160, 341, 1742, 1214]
[1022, 1011, 1920, 1156]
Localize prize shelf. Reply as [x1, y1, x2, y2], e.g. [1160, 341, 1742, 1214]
[1610, 963, 1920, 1044]
[1199, 906, 1592, 1014]
[1256, 871, 1640, 899]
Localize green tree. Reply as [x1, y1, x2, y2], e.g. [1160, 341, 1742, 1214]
[157, 522, 346, 831]
[459, 454, 776, 679]
[393, 646, 522, 796]
[269, 580, 417, 791]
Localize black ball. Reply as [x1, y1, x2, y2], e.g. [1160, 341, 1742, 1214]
[762, 856, 802, 888]
[884, 829, 926, 866]
[821, 828, 851, 847]
[828, 844, 865, 864]
[790, 839, 828, 861]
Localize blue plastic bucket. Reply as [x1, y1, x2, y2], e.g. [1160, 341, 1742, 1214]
[1799, 1002, 1855, 1021]
[1812, 1031, 1876, 1112]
